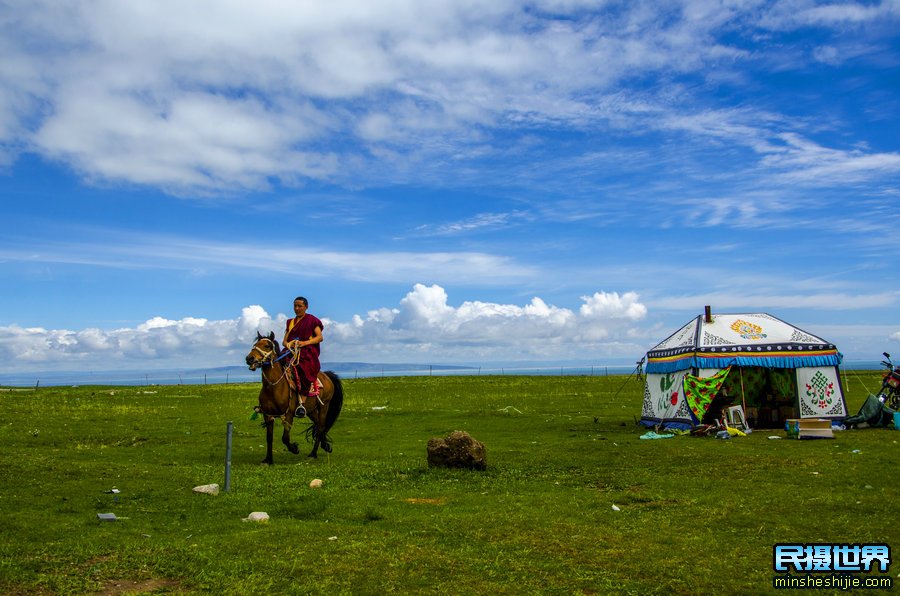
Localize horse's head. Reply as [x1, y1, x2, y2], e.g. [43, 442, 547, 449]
[245, 331, 279, 370]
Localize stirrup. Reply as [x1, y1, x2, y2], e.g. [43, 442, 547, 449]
[294, 404, 306, 418]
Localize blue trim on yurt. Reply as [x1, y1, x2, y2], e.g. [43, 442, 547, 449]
[645, 359, 692, 374]
[693, 354, 842, 369]
[638, 418, 693, 431]
[646, 353, 842, 374]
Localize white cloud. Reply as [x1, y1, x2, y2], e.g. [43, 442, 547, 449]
[653, 291, 899, 311]
[0, 284, 650, 370]
[0, 306, 279, 368]
[0, 231, 538, 285]
[580, 291, 648, 320]
[5, 0, 895, 192]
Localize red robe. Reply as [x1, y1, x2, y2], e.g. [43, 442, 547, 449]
[284, 314, 324, 386]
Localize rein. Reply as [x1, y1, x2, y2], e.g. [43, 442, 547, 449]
[251, 339, 292, 388]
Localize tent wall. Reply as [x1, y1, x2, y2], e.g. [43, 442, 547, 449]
[639, 371, 692, 429]
[640, 365, 848, 429]
[796, 366, 847, 418]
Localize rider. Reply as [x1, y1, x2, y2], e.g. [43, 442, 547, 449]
[283, 296, 324, 418]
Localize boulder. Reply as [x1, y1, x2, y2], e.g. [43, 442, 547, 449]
[427, 431, 487, 470]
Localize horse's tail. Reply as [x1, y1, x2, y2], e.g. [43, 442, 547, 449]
[323, 371, 343, 433]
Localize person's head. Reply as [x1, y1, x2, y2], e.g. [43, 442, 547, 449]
[293, 296, 308, 316]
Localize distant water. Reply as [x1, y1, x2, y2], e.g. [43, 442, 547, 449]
[0, 363, 639, 387]
[0, 360, 885, 388]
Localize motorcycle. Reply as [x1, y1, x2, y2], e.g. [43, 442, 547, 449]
[843, 352, 900, 429]
[876, 352, 900, 410]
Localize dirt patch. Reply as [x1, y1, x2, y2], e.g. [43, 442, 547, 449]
[96, 579, 183, 595]
[404, 498, 447, 505]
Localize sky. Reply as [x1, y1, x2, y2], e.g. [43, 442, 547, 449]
[1, 0, 899, 374]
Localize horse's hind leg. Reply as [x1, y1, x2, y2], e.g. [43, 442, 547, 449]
[282, 418, 299, 455]
[320, 404, 333, 453]
[308, 428, 320, 458]
[308, 422, 321, 458]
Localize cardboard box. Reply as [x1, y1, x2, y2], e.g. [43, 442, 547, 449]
[798, 419, 834, 439]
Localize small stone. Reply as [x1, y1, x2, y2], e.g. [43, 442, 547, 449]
[309, 479, 323, 489]
[192, 484, 219, 496]
[244, 512, 269, 522]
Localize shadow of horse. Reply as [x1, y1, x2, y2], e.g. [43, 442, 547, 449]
[245, 332, 343, 464]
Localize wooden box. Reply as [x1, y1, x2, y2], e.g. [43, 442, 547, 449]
[798, 419, 834, 439]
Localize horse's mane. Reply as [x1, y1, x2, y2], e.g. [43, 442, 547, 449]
[257, 332, 281, 354]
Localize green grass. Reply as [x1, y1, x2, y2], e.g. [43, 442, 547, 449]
[0, 372, 897, 594]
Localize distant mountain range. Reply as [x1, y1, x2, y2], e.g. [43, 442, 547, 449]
[208, 362, 476, 373]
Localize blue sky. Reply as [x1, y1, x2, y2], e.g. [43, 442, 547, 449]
[1, 0, 899, 373]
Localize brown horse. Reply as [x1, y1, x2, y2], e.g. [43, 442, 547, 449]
[245, 331, 343, 464]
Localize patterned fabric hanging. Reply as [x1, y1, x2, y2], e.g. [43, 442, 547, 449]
[684, 367, 732, 423]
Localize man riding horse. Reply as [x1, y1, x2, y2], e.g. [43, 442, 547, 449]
[283, 296, 324, 418]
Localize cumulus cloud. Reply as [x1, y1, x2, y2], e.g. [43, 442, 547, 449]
[0, 284, 650, 370]
[320, 284, 648, 361]
[0, 306, 280, 369]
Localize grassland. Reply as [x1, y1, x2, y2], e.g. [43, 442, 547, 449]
[0, 371, 898, 594]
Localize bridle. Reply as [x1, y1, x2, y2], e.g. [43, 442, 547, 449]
[248, 338, 279, 369]
[248, 337, 296, 391]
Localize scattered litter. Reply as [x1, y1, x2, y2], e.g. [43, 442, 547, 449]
[811, 472, 820, 475]
[611, 505, 621, 511]
[328, 536, 338, 541]
[715, 430, 731, 440]
[864, 485, 874, 490]
[371, 406, 388, 411]
[498, 406, 523, 414]
[639, 431, 673, 440]
[243, 512, 269, 522]
[851, 449, 861, 454]
[142, 391, 157, 394]
[104, 489, 120, 494]
[193, 484, 220, 496]
[309, 479, 323, 489]
[97, 513, 117, 522]
[768, 436, 782, 440]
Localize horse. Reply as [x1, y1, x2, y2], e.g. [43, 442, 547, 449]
[244, 331, 343, 464]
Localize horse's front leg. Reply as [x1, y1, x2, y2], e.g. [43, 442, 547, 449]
[263, 417, 275, 465]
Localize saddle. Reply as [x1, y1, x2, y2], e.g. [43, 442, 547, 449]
[287, 365, 322, 398]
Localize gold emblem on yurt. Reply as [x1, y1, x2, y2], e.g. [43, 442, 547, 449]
[730, 319, 767, 340]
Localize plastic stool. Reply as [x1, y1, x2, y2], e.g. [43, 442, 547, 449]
[725, 406, 749, 431]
